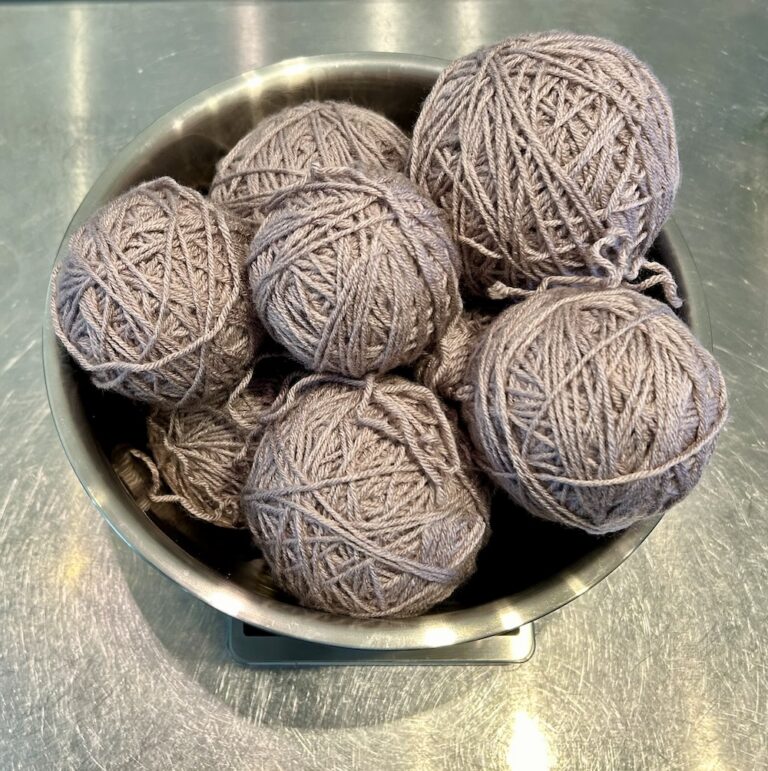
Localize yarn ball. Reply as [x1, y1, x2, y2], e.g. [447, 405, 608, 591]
[52, 178, 260, 408]
[143, 365, 291, 528]
[409, 32, 681, 297]
[463, 287, 728, 534]
[210, 100, 410, 232]
[415, 308, 495, 402]
[249, 165, 462, 377]
[242, 374, 490, 617]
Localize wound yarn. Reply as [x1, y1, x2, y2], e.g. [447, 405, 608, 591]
[210, 100, 410, 233]
[242, 374, 490, 617]
[415, 309, 495, 402]
[249, 165, 462, 377]
[409, 32, 681, 300]
[139, 363, 294, 528]
[463, 287, 728, 534]
[52, 178, 260, 408]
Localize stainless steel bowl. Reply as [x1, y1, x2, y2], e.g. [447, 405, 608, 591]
[43, 53, 711, 650]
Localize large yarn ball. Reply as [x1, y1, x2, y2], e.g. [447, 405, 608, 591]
[409, 32, 680, 296]
[242, 375, 490, 617]
[415, 308, 495, 402]
[210, 100, 410, 232]
[249, 166, 462, 377]
[463, 287, 727, 534]
[146, 367, 288, 528]
[53, 178, 260, 408]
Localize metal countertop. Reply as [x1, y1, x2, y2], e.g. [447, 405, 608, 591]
[1, 2, 766, 769]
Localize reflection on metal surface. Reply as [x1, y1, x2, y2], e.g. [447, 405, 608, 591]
[506, 712, 553, 771]
[368, 2, 406, 51]
[67, 7, 91, 203]
[207, 588, 246, 620]
[280, 59, 312, 81]
[564, 574, 588, 595]
[235, 4, 265, 72]
[245, 72, 264, 91]
[686, 708, 724, 771]
[454, 1, 485, 51]
[59, 542, 88, 587]
[498, 608, 525, 630]
[423, 626, 460, 648]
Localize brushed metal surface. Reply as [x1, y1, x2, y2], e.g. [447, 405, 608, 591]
[1, 2, 766, 769]
[43, 52, 707, 651]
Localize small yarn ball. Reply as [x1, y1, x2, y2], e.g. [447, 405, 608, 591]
[415, 309, 495, 402]
[242, 374, 490, 617]
[210, 100, 410, 232]
[463, 287, 728, 534]
[52, 178, 260, 408]
[249, 165, 462, 377]
[143, 367, 289, 528]
[409, 32, 681, 296]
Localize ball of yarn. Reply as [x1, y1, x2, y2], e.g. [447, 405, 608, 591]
[249, 165, 462, 377]
[210, 100, 410, 232]
[142, 365, 290, 528]
[415, 309, 495, 402]
[52, 178, 261, 408]
[242, 374, 490, 617]
[463, 287, 728, 534]
[409, 32, 681, 297]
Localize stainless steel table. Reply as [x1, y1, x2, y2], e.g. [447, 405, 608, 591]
[1, 3, 766, 769]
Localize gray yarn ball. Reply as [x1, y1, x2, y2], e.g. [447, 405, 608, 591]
[210, 100, 410, 233]
[143, 367, 289, 528]
[249, 165, 462, 378]
[409, 32, 681, 297]
[463, 287, 728, 534]
[242, 374, 490, 618]
[52, 178, 261, 408]
[415, 308, 495, 402]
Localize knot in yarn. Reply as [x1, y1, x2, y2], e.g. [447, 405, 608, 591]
[242, 374, 490, 617]
[210, 100, 410, 233]
[249, 165, 462, 377]
[415, 309, 495, 402]
[487, 226, 681, 307]
[409, 31, 681, 297]
[52, 178, 260, 408]
[464, 287, 728, 534]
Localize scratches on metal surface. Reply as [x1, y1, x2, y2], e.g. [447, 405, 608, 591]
[0, 2, 766, 769]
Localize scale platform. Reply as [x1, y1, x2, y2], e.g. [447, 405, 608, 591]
[228, 619, 535, 666]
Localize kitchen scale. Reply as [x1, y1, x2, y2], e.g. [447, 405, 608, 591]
[227, 619, 534, 666]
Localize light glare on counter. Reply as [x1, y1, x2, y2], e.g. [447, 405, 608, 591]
[506, 711, 552, 771]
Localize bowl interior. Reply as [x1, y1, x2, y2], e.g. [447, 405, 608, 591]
[44, 54, 710, 649]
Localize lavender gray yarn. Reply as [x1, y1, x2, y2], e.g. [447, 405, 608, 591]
[242, 374, 490, 618]
[463, 287, 728, 534]
[409, 32, 681, 299]
[210, 101, 410, 233]
[415, 309, 495, 402]
[249, 165, 462, 378]
[52, 178, 260, 408]
[139, 365, 291, 528]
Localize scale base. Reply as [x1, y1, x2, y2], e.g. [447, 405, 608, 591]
[227, 620, 535, 666]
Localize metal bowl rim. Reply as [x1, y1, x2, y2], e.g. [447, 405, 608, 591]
[42, 51, 705, 650]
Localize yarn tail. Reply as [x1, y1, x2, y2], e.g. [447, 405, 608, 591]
[488, 229, 682, 308]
